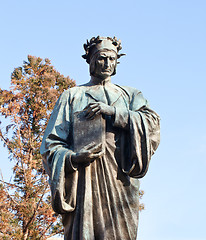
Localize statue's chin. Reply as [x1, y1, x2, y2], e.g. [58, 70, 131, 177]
[91, 71, 112, 79]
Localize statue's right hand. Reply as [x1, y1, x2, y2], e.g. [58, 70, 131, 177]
[71, 142, 104, 167]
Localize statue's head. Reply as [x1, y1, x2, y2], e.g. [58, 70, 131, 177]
[82, 36, 125, 78]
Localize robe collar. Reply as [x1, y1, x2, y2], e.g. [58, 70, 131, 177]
[85, 82, 122, 105]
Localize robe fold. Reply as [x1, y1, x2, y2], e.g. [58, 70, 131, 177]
[40, 82, 160, 240]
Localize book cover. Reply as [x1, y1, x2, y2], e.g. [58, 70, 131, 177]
[73, 110, 105, 153]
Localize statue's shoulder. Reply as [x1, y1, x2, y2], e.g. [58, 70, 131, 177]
[114, 84, 142, 98]
[117, 85, 140, 93]
[115, 84, 148, 107]
[60, 86, 86, 98]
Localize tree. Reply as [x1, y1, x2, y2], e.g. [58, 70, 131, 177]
[0, 55, 75, 239]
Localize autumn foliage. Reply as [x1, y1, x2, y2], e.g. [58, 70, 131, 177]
[0, 56, 75, 239]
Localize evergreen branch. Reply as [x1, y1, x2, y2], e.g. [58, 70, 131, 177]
[39, 222, 56, 240]
[16, 124, 28, 187]
[0, 179, 23, 190]
[23, 182, 49, 233]
[35, 182, 49, 211]
[0, 169, 19, 206]
[0, 134, 16, 157]
[0, 231, 11, 237]
[41, 227, 64, 239]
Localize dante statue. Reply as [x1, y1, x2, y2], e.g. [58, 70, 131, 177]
[40, 36, 160, 240]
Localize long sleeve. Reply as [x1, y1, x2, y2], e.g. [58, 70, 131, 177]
[113, 89, 160, 178]
[40, 90, 78, 214]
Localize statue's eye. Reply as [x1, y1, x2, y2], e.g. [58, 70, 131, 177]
[98, 57, 104, 61]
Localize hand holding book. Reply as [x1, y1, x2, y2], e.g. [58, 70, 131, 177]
[71, 142, 104, 167]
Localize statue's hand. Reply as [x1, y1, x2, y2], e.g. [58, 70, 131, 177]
[71, 142, 104, 167]
[84, 102, 115, 119]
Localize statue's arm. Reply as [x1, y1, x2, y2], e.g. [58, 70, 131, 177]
[113, 89, 160, 178]
[112, 89, 150, 129]
[40, 90, 76, 178]
[113, 90, 160, 140]
[40, 90, 81, 213]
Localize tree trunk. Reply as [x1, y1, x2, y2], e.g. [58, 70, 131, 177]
[23, 228, 28, 240]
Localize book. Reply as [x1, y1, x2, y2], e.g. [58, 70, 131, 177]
[73, 110, 105, 153]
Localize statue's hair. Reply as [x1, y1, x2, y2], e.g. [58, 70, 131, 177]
[82, 36, 125, 64]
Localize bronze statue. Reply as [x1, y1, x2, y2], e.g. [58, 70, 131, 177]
[40, 36, 160, 240]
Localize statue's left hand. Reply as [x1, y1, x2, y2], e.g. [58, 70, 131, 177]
[84, 102, 115, 119]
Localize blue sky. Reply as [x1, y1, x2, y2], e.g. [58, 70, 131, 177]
[0, 0, 206, 239]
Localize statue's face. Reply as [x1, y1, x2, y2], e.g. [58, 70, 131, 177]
[92, 50, 117, 79]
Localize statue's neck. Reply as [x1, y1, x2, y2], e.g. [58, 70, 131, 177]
[89, 76, 111, 86]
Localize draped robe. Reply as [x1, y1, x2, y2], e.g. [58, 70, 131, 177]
[40, 82, 160, 240]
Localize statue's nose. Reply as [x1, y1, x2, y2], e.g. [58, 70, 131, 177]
[104, 58, 109, 68]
